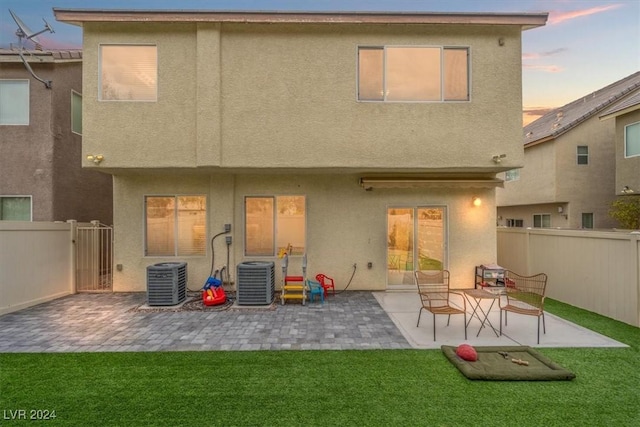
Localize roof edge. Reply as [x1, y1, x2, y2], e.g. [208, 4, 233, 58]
[53, 9, 548, 29]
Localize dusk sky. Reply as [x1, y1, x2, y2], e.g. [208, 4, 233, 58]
[1, 0, 638, 124]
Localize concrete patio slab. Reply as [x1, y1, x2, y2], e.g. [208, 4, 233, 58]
[374, 291, 628, 349]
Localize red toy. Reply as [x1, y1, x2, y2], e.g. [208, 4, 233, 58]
[315, 274, 336, 297]
[202, 277, 226, 306]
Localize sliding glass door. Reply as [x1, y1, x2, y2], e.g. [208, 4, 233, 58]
[387, 207, 446, 286]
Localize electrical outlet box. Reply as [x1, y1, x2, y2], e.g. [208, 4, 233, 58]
[367, 262, 373, 269]
[224, 224, 231, 233]
[225, 236, 232, 245]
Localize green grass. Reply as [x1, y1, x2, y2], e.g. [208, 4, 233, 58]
[1, 300, 639, 426]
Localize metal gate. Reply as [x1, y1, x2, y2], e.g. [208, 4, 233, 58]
[76, 221, 113, 292]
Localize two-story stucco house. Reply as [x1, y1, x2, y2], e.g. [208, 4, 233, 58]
[599, 90, 640, 200]
[497, 72, 640, 230]
[54, 9, 547, 292]
[0, 49, 113, 223]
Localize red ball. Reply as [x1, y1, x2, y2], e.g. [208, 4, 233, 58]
[456, 344, 478, 361]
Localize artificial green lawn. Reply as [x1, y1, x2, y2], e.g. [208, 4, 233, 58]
[1, 299, 639, 426]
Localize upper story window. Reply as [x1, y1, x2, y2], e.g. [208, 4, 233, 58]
[577, 145, 589, 165]
[505, 169, 520, 182]
[0, 80, 29, 125]
[99, 45, 157, 101]
[245, 195, 306, 257]
[625, 122, 640, 158]
[144, 195, 206, 256]
[71, 90, 82, 135]
[0, 196, 32, 221]
[358, 46, 469, 102]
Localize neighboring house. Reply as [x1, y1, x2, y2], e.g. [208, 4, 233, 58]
[599, 91, 640, 200]
[497, 72, 640, 230]
[0, 49, 113, 223]
[54, 9, 547, 292]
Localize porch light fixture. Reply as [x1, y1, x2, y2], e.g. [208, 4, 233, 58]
[472, 197, 481, 207]
[86, 154, 104, 165]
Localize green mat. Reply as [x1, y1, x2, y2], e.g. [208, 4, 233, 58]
[441, 345, 576, 381]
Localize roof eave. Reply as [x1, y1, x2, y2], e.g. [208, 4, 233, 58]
[53, 9, 548, 29]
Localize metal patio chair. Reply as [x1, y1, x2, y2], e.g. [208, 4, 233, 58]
[499, 270, 548, 344]
[414, 270, 467, 341]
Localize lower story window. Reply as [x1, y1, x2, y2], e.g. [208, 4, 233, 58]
[0, 196, 31, 220]
[506, 218, 523, 227]
[245, 195, 306, 256]
[145, 195, 206, 256]
[582, 213, 594, 229]
[533, 214, 551, 228]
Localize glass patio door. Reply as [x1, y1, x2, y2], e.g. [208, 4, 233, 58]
[387, 207, 446, 286]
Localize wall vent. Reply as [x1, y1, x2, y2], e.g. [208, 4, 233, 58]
[146, 262, 187, 306]
[236, 261, 275, 305]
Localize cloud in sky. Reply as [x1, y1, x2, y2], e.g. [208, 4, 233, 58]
[522, 48, 568, 60]
[547, 4, 623, 25]
[523, 64, 564, 73]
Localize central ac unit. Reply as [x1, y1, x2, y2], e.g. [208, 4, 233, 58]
[146, 262, 187, 306]
[236, 261, 275, 305]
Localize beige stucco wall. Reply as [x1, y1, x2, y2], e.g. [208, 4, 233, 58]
[615, 109, 640, 193]
[81, 21, 525, 173]
[497, 115, 618, 229]
[112, 173, 496, 292]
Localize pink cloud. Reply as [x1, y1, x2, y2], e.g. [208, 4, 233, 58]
[523, 64, 564, 73]
[548, 4, 622, 25]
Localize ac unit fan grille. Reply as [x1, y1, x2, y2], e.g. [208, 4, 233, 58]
[237, 261, 275, 305]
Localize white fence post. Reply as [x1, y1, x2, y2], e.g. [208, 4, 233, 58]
[67, 219, 78, 294]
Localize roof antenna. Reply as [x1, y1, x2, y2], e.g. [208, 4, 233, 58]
[9, 9, 55, 89]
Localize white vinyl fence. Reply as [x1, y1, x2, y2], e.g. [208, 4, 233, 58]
[0, 221, 74, 316]
[0, 220, 112, 316]
[498, 228, 640, 327]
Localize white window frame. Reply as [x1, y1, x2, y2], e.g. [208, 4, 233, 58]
[357, 45, 470, 103]
[144, 195, 207, 257]
[71, 90, 82, 135]
[99, 44, 158, 102]
[0, 195, 32, 221]
[577, 145, 589, 165]
[533, 214, 551, 228]
[624, 121, 640, 158]
[244, 195, 307, 257]
[0, 79, 29, 125]
[581, 213, 594, 229]
[506, 218, 523, 227]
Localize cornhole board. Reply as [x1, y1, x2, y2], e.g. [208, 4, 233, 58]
[441, 345, 576, 381]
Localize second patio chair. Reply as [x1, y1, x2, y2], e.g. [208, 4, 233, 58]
[415, 270, 467, 341]
[499, 270, 548, 344]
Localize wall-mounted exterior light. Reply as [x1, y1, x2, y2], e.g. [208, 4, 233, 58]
[473, 197, 481, 207]
[86, 154, 104, 165]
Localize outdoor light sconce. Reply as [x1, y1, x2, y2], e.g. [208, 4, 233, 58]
[472, 197, 482, 207]
[492, 154, 507, 163]
[86, 154, 104, 165]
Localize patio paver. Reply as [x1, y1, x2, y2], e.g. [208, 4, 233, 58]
[0, 291, 627, 353]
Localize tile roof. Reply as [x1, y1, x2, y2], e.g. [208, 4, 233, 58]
[523, 71, 640, 146]
[0, 48, 82, 62]
[599, 90, 640, 119]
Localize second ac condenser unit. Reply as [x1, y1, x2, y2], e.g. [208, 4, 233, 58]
[146, 262, 187, 306]
[236, 261, 275, 305]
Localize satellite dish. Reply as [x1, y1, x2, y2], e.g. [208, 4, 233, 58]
[9, 9, 55, 89]
[10, 9, 54, 44]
